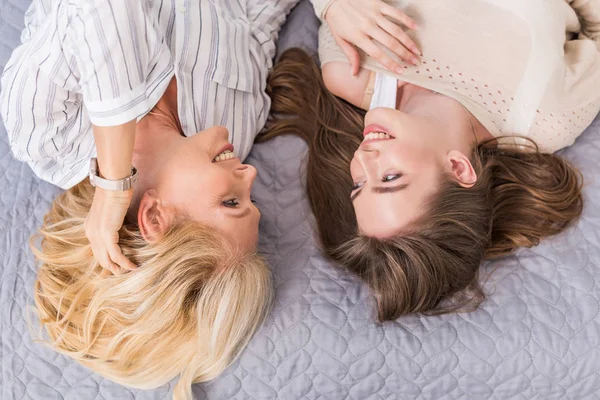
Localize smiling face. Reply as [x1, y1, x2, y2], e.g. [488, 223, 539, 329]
[151, 126, 260, 252]
[350, 106, 479, 238]
[350, 110, 444, 237]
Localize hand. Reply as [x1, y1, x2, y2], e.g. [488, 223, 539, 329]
[84, 187, 136, 274]
[324, 0, 420, 76]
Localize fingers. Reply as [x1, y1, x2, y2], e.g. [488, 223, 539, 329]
[87, 231, 136, 275]
[355, 36, 403, 74]
[99, 268, 112, 278]
[107, 242, 137, 271]
[84, 186, 135, 275]
[380, 4, 418, 30]
[336, 36, 361, 76]
[368, 24, 418, 66]
[90, 244, 121, 275]
[377, 17, 420, 57]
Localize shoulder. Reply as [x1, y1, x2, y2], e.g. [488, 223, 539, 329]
[321, 62, 374, 109]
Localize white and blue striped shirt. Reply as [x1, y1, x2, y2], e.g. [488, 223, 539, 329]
[0, 0, 300, 188]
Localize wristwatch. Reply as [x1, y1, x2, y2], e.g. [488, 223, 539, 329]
[89, 157, 138, 191]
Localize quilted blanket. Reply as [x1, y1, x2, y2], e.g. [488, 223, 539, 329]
[2, 0, 600, 399]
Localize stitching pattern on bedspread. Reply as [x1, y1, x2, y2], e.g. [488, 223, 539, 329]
[2, 0, 600, 399]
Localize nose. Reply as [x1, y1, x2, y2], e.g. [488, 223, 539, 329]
[355, 146, 379, 164]
[353, 147, 380, 182]
[360, 143, 380, 155]
[235, 164, 257, 188]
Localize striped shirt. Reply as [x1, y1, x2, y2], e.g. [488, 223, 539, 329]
[0, 0, 300, 189]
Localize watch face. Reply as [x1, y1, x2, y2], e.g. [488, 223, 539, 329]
[89, 158, 97, 174]
[89, 158, 98, 187]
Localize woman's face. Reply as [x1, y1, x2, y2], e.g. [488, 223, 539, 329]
[155, 126, 260, 252]
[350, 107, 446, 238]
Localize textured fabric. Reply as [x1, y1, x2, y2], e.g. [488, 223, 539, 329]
[309, 0, 335, 19]
[3, 1, 600, 399]
[318, 0, 600, 153]
[0, 0, 299, 189]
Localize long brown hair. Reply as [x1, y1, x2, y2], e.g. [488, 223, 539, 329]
[261, 48, 584, 321]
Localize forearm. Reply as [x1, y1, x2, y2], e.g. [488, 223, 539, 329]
[321, 62, 374, 109]
[93, 120, 137, 180]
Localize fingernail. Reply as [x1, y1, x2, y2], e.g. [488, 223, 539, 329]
[411, 57, 419, 66]
[411, 46, 420, 54]
[396, 67, 404, 74]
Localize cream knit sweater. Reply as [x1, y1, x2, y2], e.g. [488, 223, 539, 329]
[311, 0, 600, 152]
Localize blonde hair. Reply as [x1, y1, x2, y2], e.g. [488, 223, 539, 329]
[31, 179, 273, 399]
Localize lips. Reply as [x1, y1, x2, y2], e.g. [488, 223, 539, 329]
[212, 143, 235, 162]
[361, 124, 395, 145]
[217, 143, 234, 154]
[363, 124, 394, 137]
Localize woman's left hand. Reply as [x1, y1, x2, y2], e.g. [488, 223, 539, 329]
[324, 0, 420, 76]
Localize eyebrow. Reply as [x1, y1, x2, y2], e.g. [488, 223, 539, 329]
[351, 184, 410, 201]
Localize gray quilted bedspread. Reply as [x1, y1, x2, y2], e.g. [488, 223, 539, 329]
[2, 0, 600, 399]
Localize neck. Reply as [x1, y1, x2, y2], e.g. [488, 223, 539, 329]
[131, 81, 182, 214]
[397, 83, 493, 147]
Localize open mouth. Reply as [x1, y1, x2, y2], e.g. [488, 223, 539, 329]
[362, 124, 395, 143]
[213, 149, 235, 162]
[362, 131, 395, 142]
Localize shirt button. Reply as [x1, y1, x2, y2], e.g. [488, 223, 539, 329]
[179, 5, 186, 13]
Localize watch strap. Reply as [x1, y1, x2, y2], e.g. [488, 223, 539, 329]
[89, 158, 138, 191]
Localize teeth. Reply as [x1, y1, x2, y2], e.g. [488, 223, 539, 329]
[363, 132, 394, 141]
[213, 150, 235, 162]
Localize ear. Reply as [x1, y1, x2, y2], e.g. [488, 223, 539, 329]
[137, 190, 174, 243]
[446, 150, 478, 188]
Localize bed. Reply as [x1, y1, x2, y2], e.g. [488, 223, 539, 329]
[2, 0, 600, 399]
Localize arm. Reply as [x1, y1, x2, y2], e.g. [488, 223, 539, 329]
[247, 0, 303, 63]
[93, 123, 136, 182]
[69, 0, 171, 272]
[1, 0, 158, 272]
[85, 121, 138, 274]
[65, 0, 168, 273]
[63, 0, 167, 126]
[322, 62, 375, 109]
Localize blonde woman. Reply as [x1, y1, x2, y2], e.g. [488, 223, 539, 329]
[262, 0, 600, 320]
[0, 0, 309, 398]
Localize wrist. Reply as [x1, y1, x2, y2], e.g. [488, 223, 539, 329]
[95, 159, 134, 181]
[99, 186, 134, 198]
[90, 158, 138, 191]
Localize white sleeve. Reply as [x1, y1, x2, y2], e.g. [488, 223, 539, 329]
[247, 0, 302, 62]
[60, 0, 170, 126]
[0, 0, 171, 188]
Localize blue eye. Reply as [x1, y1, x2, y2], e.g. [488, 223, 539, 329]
[382, 174, 402, 182]
[222, 199, 240, 208]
